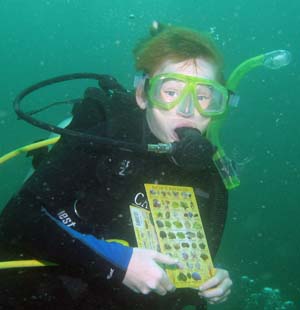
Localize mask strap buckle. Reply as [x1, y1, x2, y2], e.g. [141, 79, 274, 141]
[228, 91, 240, 108]
[133, 72, 148, 88]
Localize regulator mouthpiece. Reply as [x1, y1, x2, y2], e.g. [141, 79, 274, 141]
[263, 50, 291, 70]
[147, 143, 174, 154]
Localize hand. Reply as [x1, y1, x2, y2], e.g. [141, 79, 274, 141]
[198, 268, 232, 304]
[122, 248, 179, 296]
[171, 127, 216, 171]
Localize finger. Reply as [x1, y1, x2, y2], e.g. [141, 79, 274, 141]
[168, 284, 176, 293]
[153, 285, 168, 296]
[208, 289, 231, 303]
[164, 281, 176, 293]
[147, 276, 169, 296]
[143, 264, 175, 296]
[199, 286, 231, 300]
[153, 252, 179, 266]
[208, 294, 229, 305]
[159, 269, 176, 293]
[149, 282, 174, 296]
[199, 269, 229, 291]
[131, 287, 140, 294]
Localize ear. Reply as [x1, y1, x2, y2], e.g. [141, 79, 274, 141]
[135, 81, 148, 110]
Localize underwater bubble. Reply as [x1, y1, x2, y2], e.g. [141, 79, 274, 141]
[209, 26, 216, 34]
[263, 287, 273, 294]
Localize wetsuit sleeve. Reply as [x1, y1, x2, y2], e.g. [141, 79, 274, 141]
[0, 93, 133, 285]
[0, 185, 132, 284]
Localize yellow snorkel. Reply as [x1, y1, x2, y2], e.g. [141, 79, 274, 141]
[206, 50, 291, 190]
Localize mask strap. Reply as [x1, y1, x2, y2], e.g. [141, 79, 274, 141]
[133, 72, 148, 89]
[228, 91, 240, 108]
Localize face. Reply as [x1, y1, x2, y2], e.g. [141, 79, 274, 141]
[136, 58, 217, 143]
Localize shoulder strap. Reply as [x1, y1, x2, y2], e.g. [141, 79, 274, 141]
[69, 75, 136, 133]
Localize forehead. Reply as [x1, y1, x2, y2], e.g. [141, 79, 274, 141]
[153, 58, 217, 80]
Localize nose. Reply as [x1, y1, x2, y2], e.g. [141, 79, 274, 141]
[176, 94, 195, 118]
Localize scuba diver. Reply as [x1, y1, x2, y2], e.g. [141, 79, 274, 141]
[0, 22, 291, 310]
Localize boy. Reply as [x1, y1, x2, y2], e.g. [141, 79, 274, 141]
[0, 23, 232, 309]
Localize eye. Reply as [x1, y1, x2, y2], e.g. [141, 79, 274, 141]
[164, 90, 178, 97]
[196, 85, 212, 103]
[197, 95, 210, 101]
[160, 89, 179, 102]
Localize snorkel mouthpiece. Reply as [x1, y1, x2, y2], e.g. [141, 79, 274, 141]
[263, 50, 291, 70]
[213, 151, 240, 190]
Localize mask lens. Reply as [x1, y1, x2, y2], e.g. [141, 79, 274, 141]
[152, 78, 186, 105]
[195, 83, 226, 114]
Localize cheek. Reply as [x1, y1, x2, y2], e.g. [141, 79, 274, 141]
[199, 98, 210, 110]
[148, 108, 168, 125]
[196, 116, 211, 132]
[146, 109, 174, 139]
[146, 109, 161, 134]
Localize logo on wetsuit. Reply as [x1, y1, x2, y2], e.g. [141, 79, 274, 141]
[106, 268, 115, 280]
[133, 192, 149, 209]
[118, 159, 131, 176]
[57, 210, 76, 227]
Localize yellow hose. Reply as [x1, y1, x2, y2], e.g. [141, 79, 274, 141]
[0, 239, 128, 270]
[0, 259, 58, 269]
[0, 137, 60, 165]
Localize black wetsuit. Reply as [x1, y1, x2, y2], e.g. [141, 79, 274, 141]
[0, 77, 228, 310]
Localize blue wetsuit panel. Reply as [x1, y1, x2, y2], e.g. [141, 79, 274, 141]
[42, 208, 133, 270]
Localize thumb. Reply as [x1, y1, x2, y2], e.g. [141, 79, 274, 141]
[153, 252, 179, 266]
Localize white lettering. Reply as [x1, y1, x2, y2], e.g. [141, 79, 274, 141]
[119, 160, 130, 176]
[106, 268, 115, 280]
[134, 192, 148, 209]
[62, 218, 71, 224]
[59, 213, 68, 220]
[57, 210, 76, 227]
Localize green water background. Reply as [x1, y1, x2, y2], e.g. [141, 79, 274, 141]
[0, 0, 299, 308]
